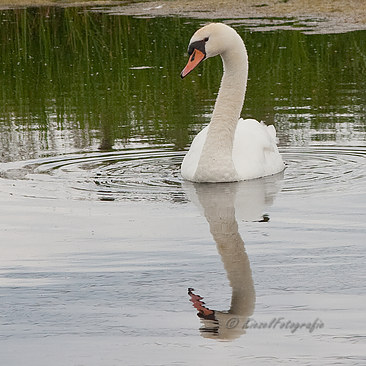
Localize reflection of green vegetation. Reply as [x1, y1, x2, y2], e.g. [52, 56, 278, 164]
[0, 8, 365, 161]
[0, 8, 200, 159]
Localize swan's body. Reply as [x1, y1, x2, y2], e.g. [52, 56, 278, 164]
[180, 23, 284, 183]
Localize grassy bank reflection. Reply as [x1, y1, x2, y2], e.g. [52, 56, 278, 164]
[1, 7, 365, 162]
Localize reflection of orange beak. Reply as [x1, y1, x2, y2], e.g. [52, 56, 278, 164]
[188, 288, 215, 317]
[181, 49, 205, 78]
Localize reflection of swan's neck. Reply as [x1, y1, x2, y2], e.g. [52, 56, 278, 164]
[195, 42, 248, 182]
[197, 184, 255, 317]
[207, 206, 255, 316]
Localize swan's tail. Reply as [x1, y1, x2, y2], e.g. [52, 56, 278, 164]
[262, 122, 279, 144]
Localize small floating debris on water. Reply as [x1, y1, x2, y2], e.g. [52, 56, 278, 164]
[129, 66, 154, 70]
[143, 5, 164, 10]
[98, 196, 116, 202]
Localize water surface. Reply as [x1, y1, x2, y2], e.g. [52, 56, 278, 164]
[0, 7, 365, 366]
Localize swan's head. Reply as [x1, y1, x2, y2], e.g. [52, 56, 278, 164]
[181, 23, 243, 78]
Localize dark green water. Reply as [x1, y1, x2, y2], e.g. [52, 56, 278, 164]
[1, 7, 365, 163]
[1, 7, 365, 366]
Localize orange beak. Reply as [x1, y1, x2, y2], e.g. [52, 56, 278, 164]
[181, 49, 205, 78]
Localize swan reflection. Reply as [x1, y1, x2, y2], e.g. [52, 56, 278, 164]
[184, 173, 283, 340]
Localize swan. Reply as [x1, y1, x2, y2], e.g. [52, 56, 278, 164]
[180, 23, 285, 183]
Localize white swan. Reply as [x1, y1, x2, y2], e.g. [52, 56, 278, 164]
[180, 23, 285, 183]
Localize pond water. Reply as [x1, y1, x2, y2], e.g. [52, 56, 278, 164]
[0, 7, 365, 366]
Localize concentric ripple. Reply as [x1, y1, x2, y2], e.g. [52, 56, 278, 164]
[0, 145, 365, 201]
[0, 145, 186, 202]
[281, 146, 366, 194]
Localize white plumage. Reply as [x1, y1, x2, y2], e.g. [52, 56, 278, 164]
[180, 23, 285, 183]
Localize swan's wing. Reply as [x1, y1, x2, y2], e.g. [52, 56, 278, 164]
[233, 119, 284, 179]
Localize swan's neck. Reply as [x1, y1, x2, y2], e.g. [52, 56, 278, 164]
[194, 43, 248, 182]
[211, 48, 248, 130]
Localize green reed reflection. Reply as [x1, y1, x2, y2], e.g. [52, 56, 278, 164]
[0, 7, 365, 162]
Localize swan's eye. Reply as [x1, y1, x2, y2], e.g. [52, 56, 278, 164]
[204, 37, 209, 42]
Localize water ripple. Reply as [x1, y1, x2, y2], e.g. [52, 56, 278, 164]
[0, 145, 185, 202]
[0, 145, 365, 201]
[282, 146, 366, 194]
